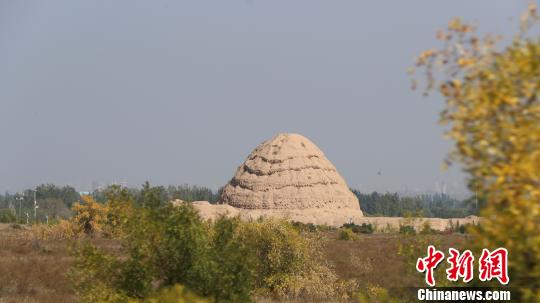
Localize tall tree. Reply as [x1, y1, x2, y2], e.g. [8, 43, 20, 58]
[413, 4, 540, 300]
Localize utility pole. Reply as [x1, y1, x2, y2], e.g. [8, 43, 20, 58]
[33, 189, 39, 222]
[16, 195, 24, 223]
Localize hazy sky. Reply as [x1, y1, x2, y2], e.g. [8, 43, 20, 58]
[0, 1, 530, 194]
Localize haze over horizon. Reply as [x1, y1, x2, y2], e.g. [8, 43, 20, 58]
[0, 1, 529, 195]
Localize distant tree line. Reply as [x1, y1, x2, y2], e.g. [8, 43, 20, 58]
[92, 182, 222, 204]
[0, 183, 222, 223]
[352, 189, 479, 218]
[0, 183, 479, 223]
[0, 184, 81, 223]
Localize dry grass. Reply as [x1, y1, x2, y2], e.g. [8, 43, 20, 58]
[0, 224, 119, 303]
[0, 223, 469, 302]
[322, 231, 469, 293]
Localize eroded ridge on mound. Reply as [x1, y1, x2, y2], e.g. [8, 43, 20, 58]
[219, 133, 362, 214]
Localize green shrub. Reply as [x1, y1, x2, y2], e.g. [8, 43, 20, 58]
[70, 242, 130, 303]
[317, 223, 337, 232]
[399, 225, 416, 235]
[342, 223, 374, 234]
[206, 216, 254, 302]
[10, 223, 22, 229]
[238, 219, 351, 300]
[132, 285, 210, 303]
[71, 196, 353, 302]
[338, 228, 359, 241]
[419, 221, 437, 235]
[291, 221, 317, 232]
[0, 209, 16, 223]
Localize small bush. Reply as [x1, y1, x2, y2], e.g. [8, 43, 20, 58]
[10, 223, 22, 229]
[342, 223, 374, 234]
[339, 228, 359, 241]
[419, 221, 437, 235]
[291, 221, 317, 232]
[458, 223, 473, 234]
[0, 209, 16, 223]
[132, 285, 210, 303]
[399, 225, 416, 235]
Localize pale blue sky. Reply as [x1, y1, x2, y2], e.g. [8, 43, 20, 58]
[0, 0, 531, 194]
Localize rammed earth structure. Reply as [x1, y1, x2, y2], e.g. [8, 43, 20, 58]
[220, 133, 363, 214]
[184, 133, 480, 229]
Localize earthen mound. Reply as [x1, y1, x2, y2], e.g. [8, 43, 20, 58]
[219, 133, 362, 215]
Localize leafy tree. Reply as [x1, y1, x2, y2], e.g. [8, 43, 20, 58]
[167, 184, 220, 203]
[353, 190, 473, 218]
[138, 182, 167, 209]
[71, 195, 109, 235]
[38, 198, 72, 220]
[413, 4, 540, 300]
[36, 183, 81, 207]
[104, 185, 136, 237]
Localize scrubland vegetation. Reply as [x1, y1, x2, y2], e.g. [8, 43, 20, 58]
[0, 207, 470, 302]
[0, 183, 478, 302]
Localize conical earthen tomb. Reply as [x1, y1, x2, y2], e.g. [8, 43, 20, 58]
[219, 133, 363, 216]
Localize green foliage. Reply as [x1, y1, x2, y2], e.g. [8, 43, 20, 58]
[353, 190, 474, 218]
[91, 183, 221, 205]
[342, 223, 374, 234]
[339, 228, 359, 241]
[38, 198, 72, 219]
[35, 184, 81, 207]
[166, 184, 221, 203]
[419, 221, 437, 235]
[103, 185, 136, 237]
[413, 4, 540, 300]
[0, 208, 16, 223]
[399, 225, 416, 235]
[131, 285, 210, 303]
[71, 186, 351, 302]
[70, 242, 131, 303]
[241, 219, 355, 300]
[205, 217, 254, 302]
[291, 221, 318, 232]
[138, 182, 167, 209]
